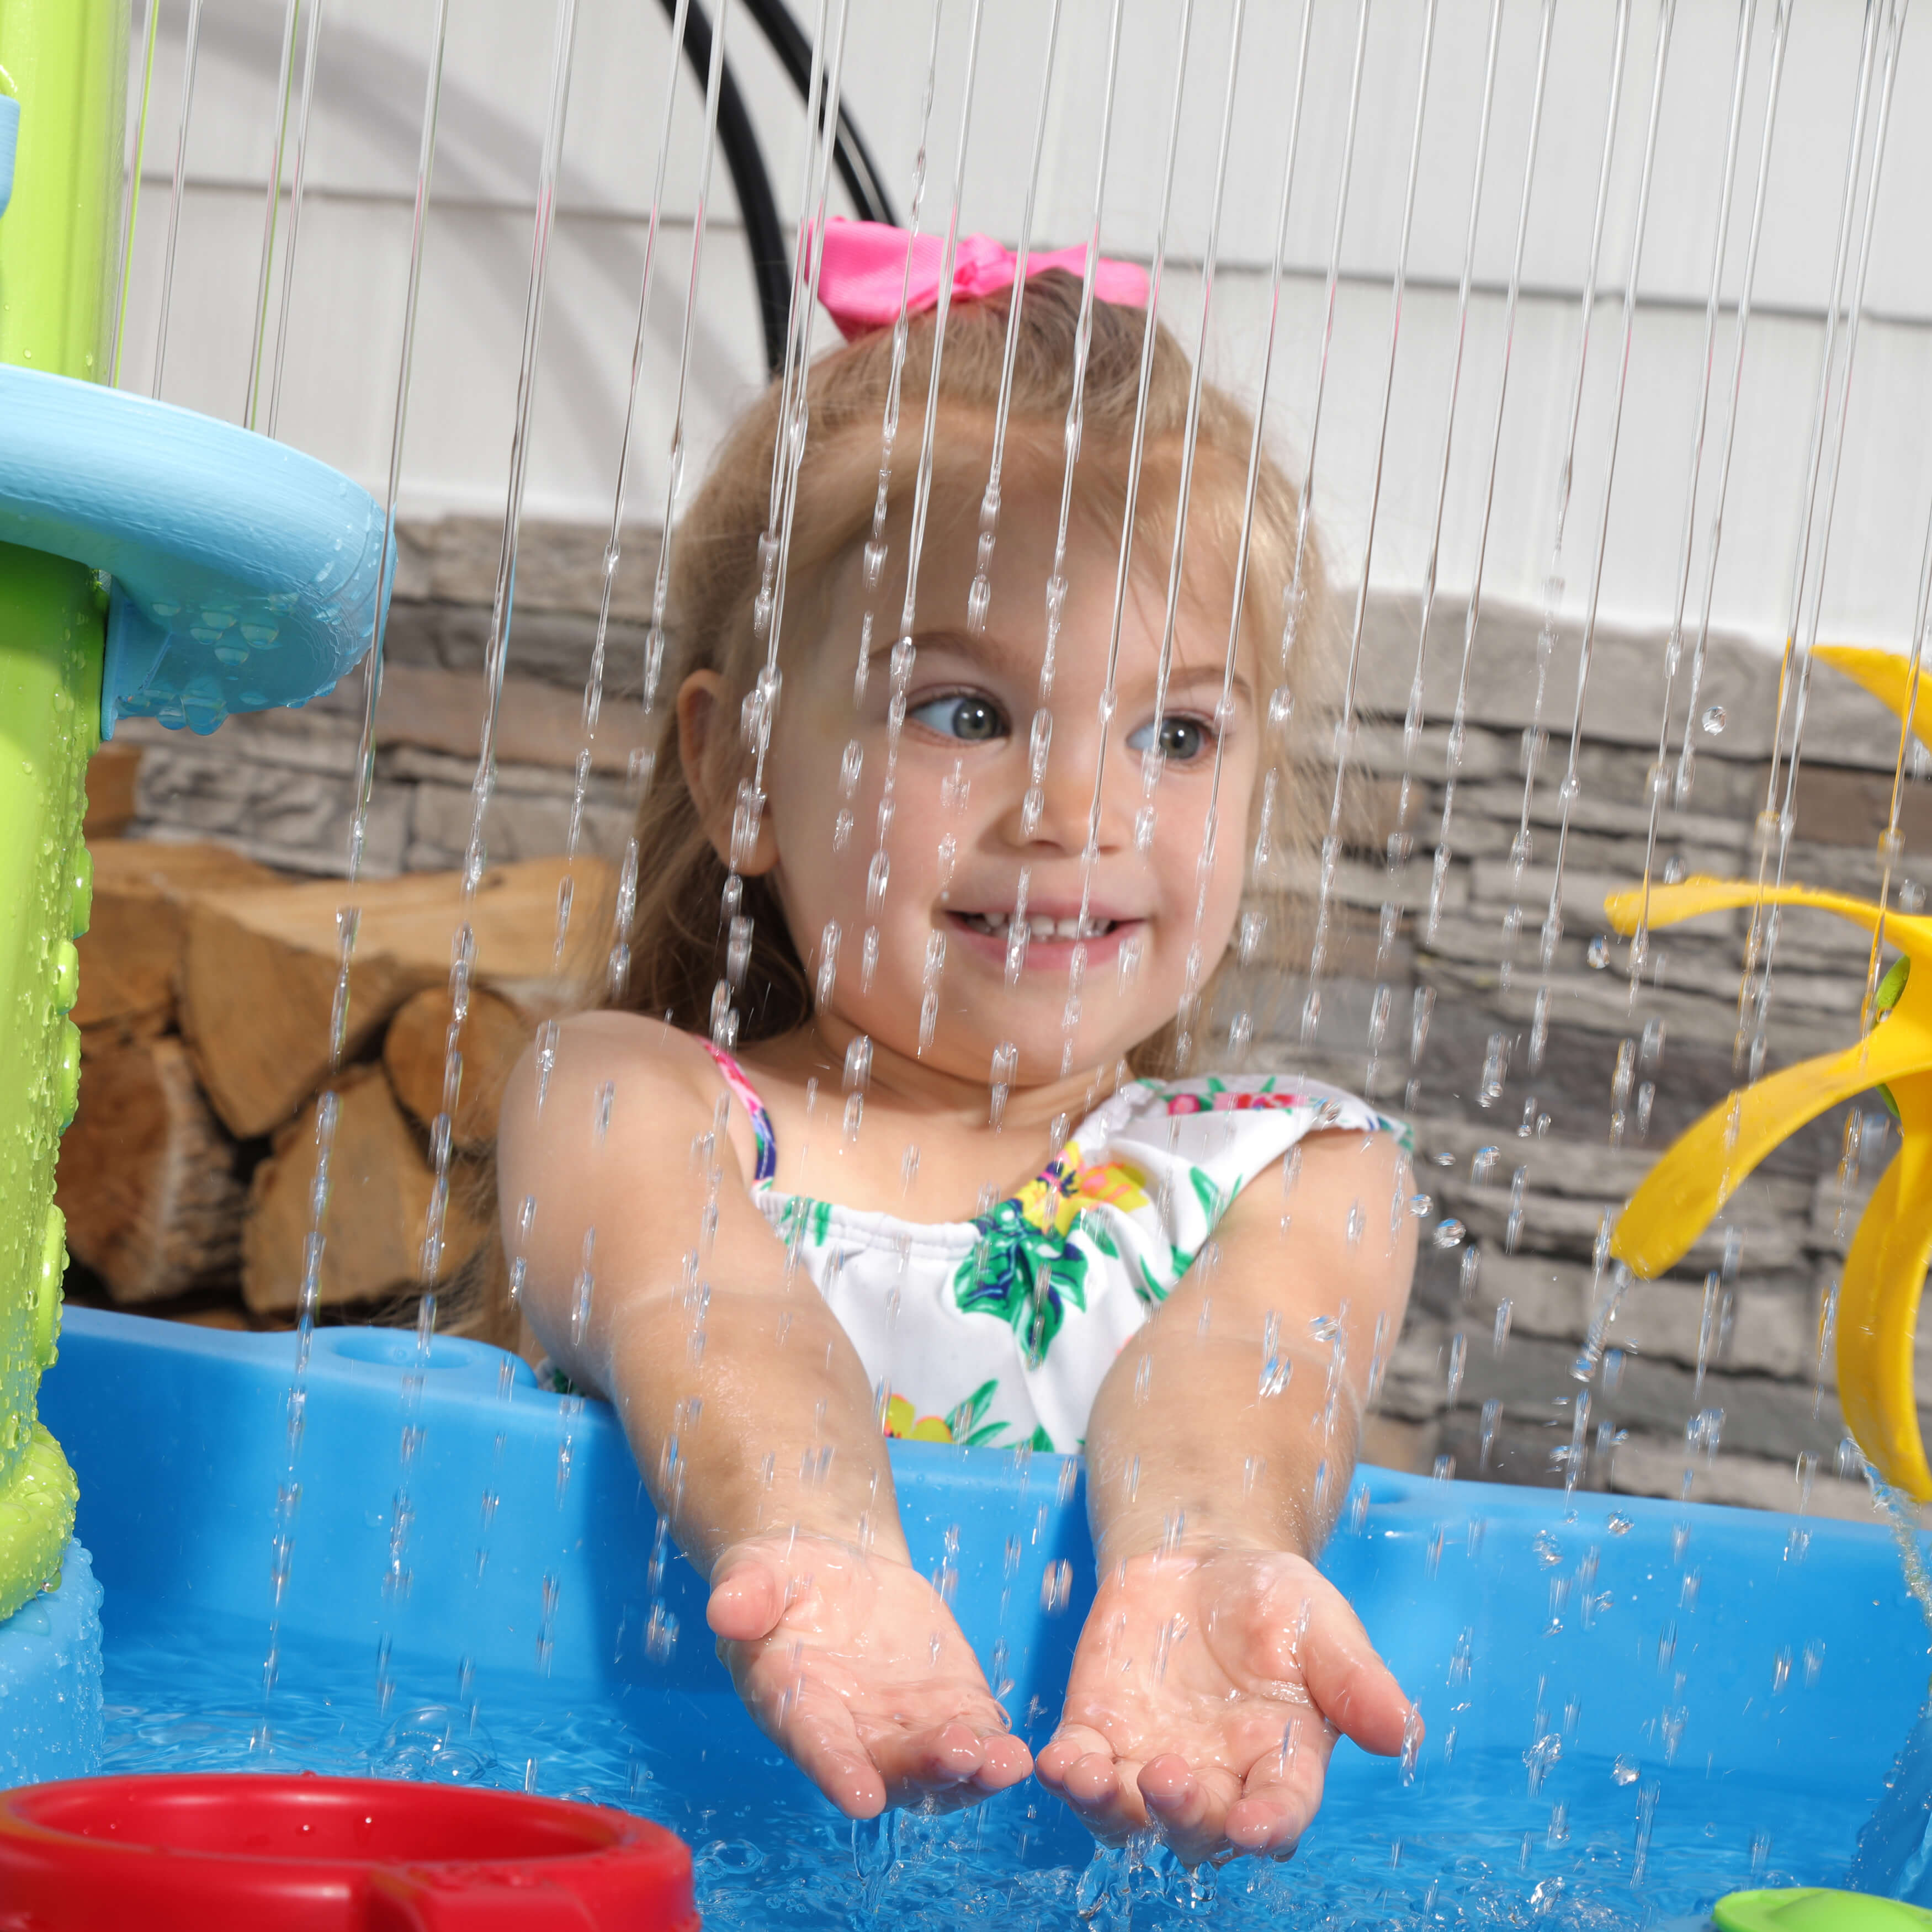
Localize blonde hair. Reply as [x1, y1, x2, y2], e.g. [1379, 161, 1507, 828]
[614, 268, 1345, 1075]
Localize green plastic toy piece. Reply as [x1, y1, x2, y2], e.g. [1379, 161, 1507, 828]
[0, 0, 127, 1623]
[1715, 1890, 1932, 1931]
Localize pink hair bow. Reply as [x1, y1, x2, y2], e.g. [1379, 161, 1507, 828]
[813, 216, 1150, 341]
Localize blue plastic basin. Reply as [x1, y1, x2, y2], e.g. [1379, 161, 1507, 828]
[33, 1307, 1932, 1927]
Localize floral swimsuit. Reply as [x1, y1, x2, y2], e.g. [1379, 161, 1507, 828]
[704, 1045, 1405, 1455]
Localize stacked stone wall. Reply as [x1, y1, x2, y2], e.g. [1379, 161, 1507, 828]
[114, 521, 1923, 1521]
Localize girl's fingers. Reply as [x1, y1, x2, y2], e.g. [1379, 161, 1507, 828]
[974, 1730, 1034, 1793]
[737, 1655, 885, 1817]
[1223, 1792, 1306, 1857]
[1038, 1740, 1150, 1844]
[1035, 1722, 1112, 1787]
[1292, 1588, 1414, 1758]
[1224, 1739, 1326, 1856]
[864, 1719, 1032, 1813]
[705, 1550, 785, 1644]
[1138, 1755, 1238, 1866]
[787, 1709, 889, 1819]
[896, 1721, 997, 1792]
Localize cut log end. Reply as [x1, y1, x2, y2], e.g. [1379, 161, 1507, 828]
[184, 856, 611, 1138]
[56, 1037, 246, 1304]
[75, 838, 282, 1036]
[384, 985, 532, 1151]
[241, 1066, 491, 1316]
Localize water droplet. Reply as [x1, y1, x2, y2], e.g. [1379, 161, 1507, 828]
[966, 575, 991, 634]
[1700, 704, 1727, 736]
[1433, 1218, 1467, 1250]
[1041, 1560, 1073, 1614]
[645, 1604, 679, 1663]
[1479, 1398, 1502, 1469]
[1611, 1754, 1639, 1786]
[1524, 1731, 1563, 1795]
[1408, 1192, 1433, 1218]
[1586, 934, 1611, 970]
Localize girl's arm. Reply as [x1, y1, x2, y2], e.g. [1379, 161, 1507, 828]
[497, 1011, 1030, 1816]
[1089, 1126, 1416, 1564]
[499, 1012, 890, 1560]
[1036, 1126, 1420, 1865]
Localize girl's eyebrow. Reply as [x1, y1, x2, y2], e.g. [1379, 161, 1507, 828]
[876, 628, 1253, 706]
[1160, 664, 1254, 703]
[877, 625, 1032, 678]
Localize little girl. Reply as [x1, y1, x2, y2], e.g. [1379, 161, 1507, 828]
[497, 222, 1420, 1868]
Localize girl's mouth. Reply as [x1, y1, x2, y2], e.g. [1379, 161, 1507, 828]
[953, 910, 1117, 941]
[944, 909, 1142, 972]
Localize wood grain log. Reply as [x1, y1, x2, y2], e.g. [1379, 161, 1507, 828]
[383, 986, 532, 1150]
[182, 856, 611, 1138]
[55, 1036, 247, 1303]
[241, 1066, 490, 1315]
[83, 742, 142, 839]
[73, 840, 281, 1036]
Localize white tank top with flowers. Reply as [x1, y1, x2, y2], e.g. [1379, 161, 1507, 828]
[703, 1045, 1406, 1455]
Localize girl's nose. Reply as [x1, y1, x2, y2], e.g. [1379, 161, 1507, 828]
[995, 709, 1130, 856]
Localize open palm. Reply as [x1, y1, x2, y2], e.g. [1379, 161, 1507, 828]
[1036, 1548, 1414, 1865]
[707, 1531, 1033, 1819]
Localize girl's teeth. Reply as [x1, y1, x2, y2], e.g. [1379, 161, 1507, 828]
[967, 912, 1114, 940]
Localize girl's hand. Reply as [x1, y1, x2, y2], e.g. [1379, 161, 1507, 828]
[707, 1531, 1034, 1819]
[1035, 1547, 1415, 1866]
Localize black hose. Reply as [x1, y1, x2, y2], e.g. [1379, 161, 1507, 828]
[737, 0, 900, 230]
[655, 0, 793, 375]
[654, 0, 899, 375]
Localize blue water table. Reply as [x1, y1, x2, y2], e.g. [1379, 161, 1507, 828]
[1, 3, 1931, 1928]
[0, 0, 386, 1789]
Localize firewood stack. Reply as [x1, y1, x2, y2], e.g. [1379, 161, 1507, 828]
[56, 798, 613, 1335]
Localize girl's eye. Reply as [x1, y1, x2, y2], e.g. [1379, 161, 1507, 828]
[1127, 714, 1213, 762]
[909, 694, 1008, 742]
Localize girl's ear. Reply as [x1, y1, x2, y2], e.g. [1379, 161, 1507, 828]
[677, 670, 780, 875]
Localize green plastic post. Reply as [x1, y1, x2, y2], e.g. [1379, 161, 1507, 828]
[0, 0, 129, 1622]
[1716, 1889, 1932, 1930]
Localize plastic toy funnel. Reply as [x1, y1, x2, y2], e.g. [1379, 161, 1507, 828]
[0, 1774, 702, 1930]
[0, 0, 126, 1623]
[1715, 1889, 1932, 1930]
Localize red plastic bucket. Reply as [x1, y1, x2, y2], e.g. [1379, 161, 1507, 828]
[0, 1773, 699, 1930]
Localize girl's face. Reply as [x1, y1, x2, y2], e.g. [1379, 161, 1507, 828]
[707, 470, 1262, 1094]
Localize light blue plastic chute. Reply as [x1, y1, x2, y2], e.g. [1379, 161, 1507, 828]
[0, 365, 391, 736]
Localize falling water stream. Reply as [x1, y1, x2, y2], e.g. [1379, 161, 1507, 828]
[84, 0, 1932, 1924]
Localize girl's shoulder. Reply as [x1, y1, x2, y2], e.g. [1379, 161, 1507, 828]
[540, 1013, 752, 1152]
[1069, 1071, 1406, 1224]
[1011, 1073, 1408, 1302]
[1103, 1071, 1408, 1149]
[501, 1013, 777, 1203]
[553, 1009, 723, 1090]
[1054, 1071, 1405, 1195]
